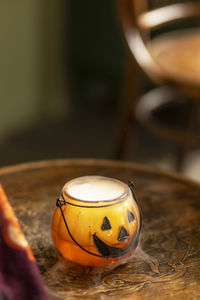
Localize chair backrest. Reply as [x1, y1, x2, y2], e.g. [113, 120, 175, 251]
[117, 0, 200, 83]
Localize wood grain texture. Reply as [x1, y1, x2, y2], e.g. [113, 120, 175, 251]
[0, 159, 199, 299]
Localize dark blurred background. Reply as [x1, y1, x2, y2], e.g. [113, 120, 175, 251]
[0, 0, 199, 181]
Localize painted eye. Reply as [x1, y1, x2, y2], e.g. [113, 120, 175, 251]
[101, 217, 111, 231]
[127, 210, 135, 223]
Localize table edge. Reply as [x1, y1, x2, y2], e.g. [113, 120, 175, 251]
[0, 158, 199, 189]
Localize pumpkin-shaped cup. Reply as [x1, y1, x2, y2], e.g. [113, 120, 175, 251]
[51, 176, 141, 266]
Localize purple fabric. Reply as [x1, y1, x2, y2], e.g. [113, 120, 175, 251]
[0, 185, 49, 300]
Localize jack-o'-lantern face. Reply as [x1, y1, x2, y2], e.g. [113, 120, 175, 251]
[94, 210, 138, 257]
[86, 203, 139, 258]
[51, 177, 141, 266]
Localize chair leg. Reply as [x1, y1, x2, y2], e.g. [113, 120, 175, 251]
[176, 99, 198, 172]
[114, 56, 139, 160]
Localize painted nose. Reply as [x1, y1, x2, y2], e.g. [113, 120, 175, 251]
[117, 226, 129, 242]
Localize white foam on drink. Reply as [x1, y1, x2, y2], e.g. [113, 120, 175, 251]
[64, 176, 126, 201]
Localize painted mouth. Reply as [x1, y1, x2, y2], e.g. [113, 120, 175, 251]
[93, 232, 139, 258]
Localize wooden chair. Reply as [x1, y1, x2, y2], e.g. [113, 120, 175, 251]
[116, 0, 200, 171]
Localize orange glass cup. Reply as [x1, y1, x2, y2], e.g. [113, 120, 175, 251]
[51, 176, 141, 266]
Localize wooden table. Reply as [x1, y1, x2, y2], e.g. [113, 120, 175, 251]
[0, 159, 199, 300]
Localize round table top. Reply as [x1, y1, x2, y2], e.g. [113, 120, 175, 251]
[0, 159, 200, 300]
